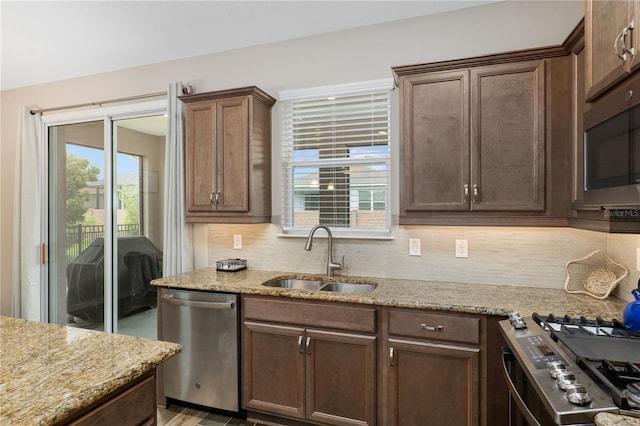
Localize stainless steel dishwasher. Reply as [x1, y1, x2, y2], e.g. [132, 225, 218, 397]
[159, 288, 239, 412]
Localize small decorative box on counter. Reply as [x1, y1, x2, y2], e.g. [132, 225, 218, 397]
[216, 258, 247, 272]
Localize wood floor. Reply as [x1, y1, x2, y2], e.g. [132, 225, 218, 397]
[157, 402, 260, 426]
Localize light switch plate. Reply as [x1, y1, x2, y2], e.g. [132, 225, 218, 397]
[233, 234, 242, 250]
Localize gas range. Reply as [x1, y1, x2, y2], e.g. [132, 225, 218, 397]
[499, 312, 640, 425]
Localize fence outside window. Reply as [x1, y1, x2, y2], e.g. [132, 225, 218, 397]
[65, 224, 140, 262]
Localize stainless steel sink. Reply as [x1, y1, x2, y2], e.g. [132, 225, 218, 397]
[262, 278, 375, 294]
[262, 278, 324, 290]
[319, 282, 376, 294]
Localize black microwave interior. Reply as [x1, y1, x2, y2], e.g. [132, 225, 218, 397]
[585, 103, 640, 191]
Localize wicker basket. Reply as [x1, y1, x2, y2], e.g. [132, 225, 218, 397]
[564, 250, 628, 299]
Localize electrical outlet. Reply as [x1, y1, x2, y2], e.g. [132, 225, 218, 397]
[455, 239, 468, 258]
[233, 234, 242, 250]
[409, 238, 421, 256]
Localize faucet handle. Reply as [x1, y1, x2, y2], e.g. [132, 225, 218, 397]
[330, 255, 344, 272]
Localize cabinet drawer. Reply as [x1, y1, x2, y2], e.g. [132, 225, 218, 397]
[388, 309, 480, 345]
[69, 374, 156, 426]
[243, 296, 376, 334]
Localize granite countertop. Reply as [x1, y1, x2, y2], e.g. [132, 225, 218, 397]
[595, 412, 640, 426]
[151, 268, 631, 320]
[0, 316, 182, 426]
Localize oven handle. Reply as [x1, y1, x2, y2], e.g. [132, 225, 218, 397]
[501, 347, 542, 426]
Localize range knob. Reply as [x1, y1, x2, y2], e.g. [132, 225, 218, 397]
[564, 383, 591, 405]
[556, 371, 577, 390]
[509, 312, 527, 329]
[547, 360, 567, 378]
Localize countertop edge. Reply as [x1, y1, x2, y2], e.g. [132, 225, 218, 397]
[151, 268, 630, 321]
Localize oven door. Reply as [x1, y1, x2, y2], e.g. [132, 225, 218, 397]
[502, 348, 566, 426]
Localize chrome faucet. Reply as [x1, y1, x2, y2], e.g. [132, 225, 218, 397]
[304, 225, 343, 277]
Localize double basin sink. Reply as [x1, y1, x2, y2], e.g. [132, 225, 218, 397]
[262, 278, 376, 294]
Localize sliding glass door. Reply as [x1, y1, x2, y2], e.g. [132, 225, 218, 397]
[47, 107, 166, 338]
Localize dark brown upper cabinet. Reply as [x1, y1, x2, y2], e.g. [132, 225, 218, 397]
[585, 0, 640, 102]
[394, 45, 575, 226]
[181, 87, 275, 223]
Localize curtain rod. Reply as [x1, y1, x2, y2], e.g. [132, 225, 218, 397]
[29, 91, 167, 115]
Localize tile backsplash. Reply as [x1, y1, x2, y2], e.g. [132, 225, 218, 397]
[202, 224, 638, 302]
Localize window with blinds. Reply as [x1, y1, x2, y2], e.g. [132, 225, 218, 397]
[280, 79, 392, 236]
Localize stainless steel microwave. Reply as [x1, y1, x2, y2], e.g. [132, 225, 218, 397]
[584, 75, 640, 207]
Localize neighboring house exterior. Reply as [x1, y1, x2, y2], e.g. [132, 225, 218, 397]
[82, 174, 140, 226]
[292, 164, 386, 228]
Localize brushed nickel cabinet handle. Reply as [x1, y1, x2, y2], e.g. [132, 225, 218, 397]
[421, 324, 444, 332]
[390, 347, 395, 366]
[306, 336, 312, 355]
[615, 21, 635, 61]
[209, 191, 220, 207]
[298, 336, 304, 353]
[464, 184, 469, 202]
[472, 184, 479, 203]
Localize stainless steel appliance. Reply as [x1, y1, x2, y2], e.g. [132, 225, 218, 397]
[500, 312, 640, 425]
[159, 288, 239, 412]
[584, 73, 640, 208]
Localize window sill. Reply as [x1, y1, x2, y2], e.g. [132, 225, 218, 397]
[277, 232, 394, 241]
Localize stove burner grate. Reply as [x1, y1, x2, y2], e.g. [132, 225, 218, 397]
[599, 360, 640, 384]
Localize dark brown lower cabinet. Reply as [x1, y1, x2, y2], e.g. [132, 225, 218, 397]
[243, 321, 306, 419]
[306, 329, 376, 425]
[65, 372, 156, 426]
[386, 338, 479, 426]
[241, 296, 508, 426]
[242, 296, 376, 426]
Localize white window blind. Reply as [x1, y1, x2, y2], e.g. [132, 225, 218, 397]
[280, 79, 392, 237]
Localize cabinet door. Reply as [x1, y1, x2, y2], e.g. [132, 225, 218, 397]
[400, 70, 470, 212]
[185, 101, 218, 212]
[629, 1, 640, 73]
[470, 60, 545, 212]
[586, 0, 633, 100]
[216, 96, 249, 212]
[243, 321, 306, 419]
[306, 329, 376, 426]
[387, 339, 479, 426]
[572, 41, 587, 206]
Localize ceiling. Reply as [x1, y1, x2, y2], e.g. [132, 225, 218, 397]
[116, 115, 167, 137]
[0, 0, 501, 91]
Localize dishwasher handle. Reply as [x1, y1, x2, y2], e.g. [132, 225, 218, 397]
[162, 294, 235, 310]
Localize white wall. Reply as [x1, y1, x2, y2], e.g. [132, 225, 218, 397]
[9, 1, 635, 319]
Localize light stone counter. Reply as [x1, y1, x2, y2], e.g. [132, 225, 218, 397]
[0, 316, 182, 426]
[595, 412, 640, 425]
[152, 268, 631, 320]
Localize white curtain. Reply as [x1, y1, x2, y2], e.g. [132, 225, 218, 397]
[163, 82, 194, 276]
[13, 106, 43, 320]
